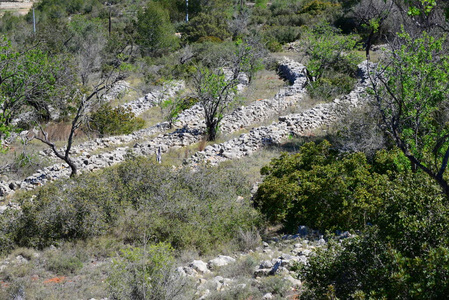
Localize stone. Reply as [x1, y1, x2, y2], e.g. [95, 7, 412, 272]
[260, 260, 273, 269]
[189, 260, 210, 274]
[284, 275, 302, 287]
[262, 293, 274, 299]
[208, 255, 236, 268]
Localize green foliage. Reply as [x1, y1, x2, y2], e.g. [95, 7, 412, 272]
[193, 66, 238, 141]
[88, 103, 145, 137]
[255, 0, 269, 9]
[108, 243, 191, 300]
[372, 30, 449, 196]
[111, 157, 259, 252]
[46, 250, 84, 275]
[0, 36, 73, 147]
[254, 141, 411, 232]
[137, 1, 180, 57]
[161, 96, 198, 127]
[300, 0, 340, 15]
[302, 23, 362, 81]
[301, 172, 449, 299]
[263, 25, 301, 45]
[10, 172, 119, 249]
[308, 71, 357, 101]
[301, 23, 362, 100]
[181, 11, 231, 43]
[0, 157, 259, 253]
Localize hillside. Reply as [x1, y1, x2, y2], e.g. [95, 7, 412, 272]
[0, 0, 449, 299]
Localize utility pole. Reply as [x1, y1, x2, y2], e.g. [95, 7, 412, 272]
[33, 8, 36, 33]
[186, 0, 189, 22]
[108, 5, 112, 36]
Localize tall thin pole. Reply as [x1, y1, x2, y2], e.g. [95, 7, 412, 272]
[108, 6, 112, 36]
[186, 0, 189, 22]
[33, 8, 36, 33]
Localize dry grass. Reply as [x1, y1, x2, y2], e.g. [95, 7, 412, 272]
[237, 69, 288, 106]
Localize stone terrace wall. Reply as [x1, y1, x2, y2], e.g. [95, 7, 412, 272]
[0, 59, 338, 198]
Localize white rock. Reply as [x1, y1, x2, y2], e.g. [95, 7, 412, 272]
[189, 260, 210, 274]
[263, 293, 274, 299]
[208, 255, 236, 268]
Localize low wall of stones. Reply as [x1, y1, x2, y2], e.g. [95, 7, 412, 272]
[0, 59, 330, 198]
[121, 81, 185, 116]
[186, 61, 373, 166]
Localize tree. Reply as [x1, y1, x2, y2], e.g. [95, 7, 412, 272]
[67, 15, 107, 86]
[352, 0, 395, 59]
[136, 2, 179, 57]
[0, 37, 72, 149]
[34, 65, 127, 178]
[369, 30, 449, 197]
[192, 39, 260, 141]
[192, 67, 238, 141]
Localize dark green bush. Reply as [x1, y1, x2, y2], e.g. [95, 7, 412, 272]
[301, 172, 449, 299]
[181, 11, 231, 43]
[89, 103, 145, 137]
[263, 25, 301, 45]
[254, 141, 410, 232]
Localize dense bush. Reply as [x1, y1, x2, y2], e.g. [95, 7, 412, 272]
[136, 1, 180, 57]
[88, 103, 145, 137]
[254, 141, 410, 232]
[180, 11, 231, 43]
[0, 157, 259, 253]
[301, 172, 449, 299]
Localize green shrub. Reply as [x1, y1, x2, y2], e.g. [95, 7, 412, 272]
[161, 96, 198, 127]
[110, 157, 260, 253]
[301, 172, 449, 299]
[302, 23, 362, 81]
[181, 11, 231, 43]
[5, 156, 260, 253]
[107, 243, 192, 300]
[300, 0, 340, 15]
[89, 103, 145, 137]
[266, 40, 283, 52]
[255, 0, 269, 9]
[264, 25, 301, 45]
[12, 172, 120, 249]
[254, 141, 409, 232]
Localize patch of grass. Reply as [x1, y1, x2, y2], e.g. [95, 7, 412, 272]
[238, 69, 288, 106]
[45, 250, 84, 275]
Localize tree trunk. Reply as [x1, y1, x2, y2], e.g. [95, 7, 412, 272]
[206, 120, 218, 141]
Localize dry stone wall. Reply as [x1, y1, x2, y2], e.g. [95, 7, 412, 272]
[186, 60, 373, 166]
[0, 59, 372, 199]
